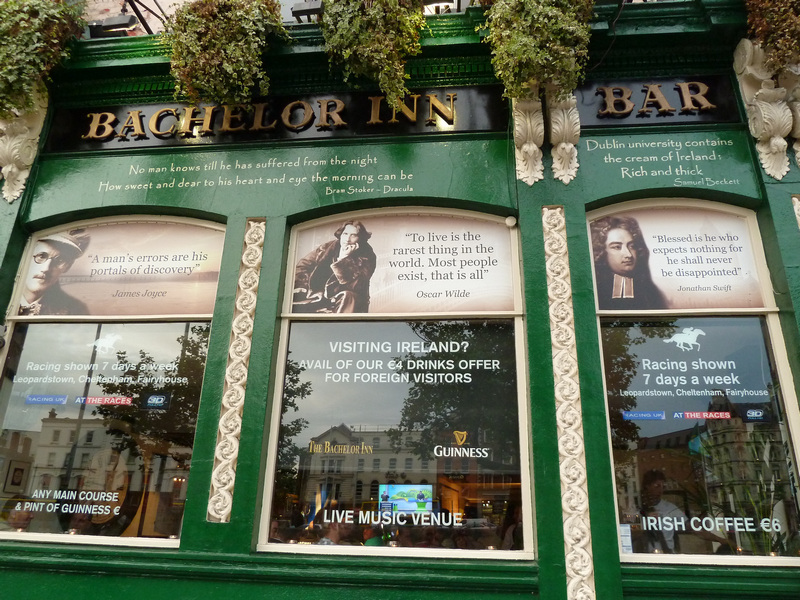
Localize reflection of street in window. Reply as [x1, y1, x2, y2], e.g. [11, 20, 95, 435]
[638, 469, 730, 554]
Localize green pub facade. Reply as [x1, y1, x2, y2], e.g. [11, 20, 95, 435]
[1, 2, 800, 598]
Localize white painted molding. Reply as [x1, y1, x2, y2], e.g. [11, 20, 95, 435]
[208, 219, 265, 522]
[542, 206, 596, 600]
[0, 90, 47, 203]
[513, 95, 545, 186]
[734, 39, 793, 180]
[548, 91, 580, 184]
[793, 196, 800, 230]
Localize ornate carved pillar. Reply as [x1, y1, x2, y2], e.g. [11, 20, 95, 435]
[208, 219, 266, 522]
[542, 206, 596, 600]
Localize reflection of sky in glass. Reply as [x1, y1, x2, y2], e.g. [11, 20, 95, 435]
[604, 317, 775, 438]
[285, 322, 421, 444]
[3, 322, 194, 432]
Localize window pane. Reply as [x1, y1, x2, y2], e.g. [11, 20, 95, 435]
[0, 321, 208, 538]
[602, 316, 800, 556]
[270, 320, 524, 550]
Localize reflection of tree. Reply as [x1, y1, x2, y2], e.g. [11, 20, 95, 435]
[601, 319, 677, 449]
[273, 356, 310, 514]
[97, 323, 209, 460]
[389, 320, 518, 463]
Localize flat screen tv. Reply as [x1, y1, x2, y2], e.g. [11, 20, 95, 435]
[378, 484, 433, 515]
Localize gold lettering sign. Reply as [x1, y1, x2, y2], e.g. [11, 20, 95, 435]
[80, 92, 460, 142]
[596, 81, 717, 119]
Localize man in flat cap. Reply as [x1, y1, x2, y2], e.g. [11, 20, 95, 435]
[18, 229, 90, 316]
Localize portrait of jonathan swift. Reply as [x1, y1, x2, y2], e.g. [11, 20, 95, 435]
[292, 220, 376, 313]
[590, 215, 666, 310]
[18, 229, 90, 316]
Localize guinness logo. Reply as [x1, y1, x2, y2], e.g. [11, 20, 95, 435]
[453, 431, 468, 446]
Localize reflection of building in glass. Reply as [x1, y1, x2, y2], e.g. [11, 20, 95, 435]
[1, 410, 189, 538]
[299, 425, 437, 517]
[703, 391, 799, 554]
[294, 423, 520, 532]
[615, 388, 800, 555]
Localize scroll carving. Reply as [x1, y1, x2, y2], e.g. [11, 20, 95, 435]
[208, 219, 265, 522]
[734, 39, 793, 180]
[0, 91, 47, 203]
[542, 207, 596, 600]
[513, 95, 545, 185]
[548, 91, 580, 184]
[779, 65, 800, 168]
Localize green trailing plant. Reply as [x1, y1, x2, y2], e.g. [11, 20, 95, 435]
[746, 0, 800, 72]
[321, 0, 425, 110]
[166, 0, 288, 105]
[480, 0, 594, 99]
[0, 0, 85, 119]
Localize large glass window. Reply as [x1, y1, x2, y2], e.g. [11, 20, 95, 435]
[259, 209, 531, 556]
[0, 218, 224, 545]
[590, 201, 800, 562]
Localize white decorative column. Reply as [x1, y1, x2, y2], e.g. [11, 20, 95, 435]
[513, 93, 545, 185]
[547, 91, 581, 184]
[734, 39, 793, 180]
[542, 207, 596, 600]
[208, 219, 265, 522]
[0, 91, 47, 203]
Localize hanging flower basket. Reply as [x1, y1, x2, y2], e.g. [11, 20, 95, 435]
[0, 0, 85, 119]
[321, 0, 425, 110]
[746, 0, 800, 72]
[480, 0, 593, 99]
[166, 0, 289, 105]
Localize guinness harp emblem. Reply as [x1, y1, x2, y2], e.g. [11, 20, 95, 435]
[453, 431, 468, 446]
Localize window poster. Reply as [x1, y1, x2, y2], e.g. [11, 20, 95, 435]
[0, 322, 208, 538]
[589, 205, 764, 311]
[289, 212, 516, 315]
[603, 316, 800, 557]
[268, 319, 526, 551]
[14, 220, 224, 318]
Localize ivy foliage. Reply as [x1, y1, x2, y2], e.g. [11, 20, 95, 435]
[480, 0, 593, 99]
[321, 0, 425, 110]
[166, 0, 288, 105]
[746, 0, 800, 71]
[0, 0, 85, 119]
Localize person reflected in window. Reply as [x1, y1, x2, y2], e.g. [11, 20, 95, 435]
[500, 502, 523, 550]
[18, 229, 89, 316]
[639, 469, 730, 554]
[316, 521, 354, 545]
[639, 469, 685, 553]
[293, 220, 376, 313]
[0, 496, 34, 531]
[590, 216, 666, 310]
